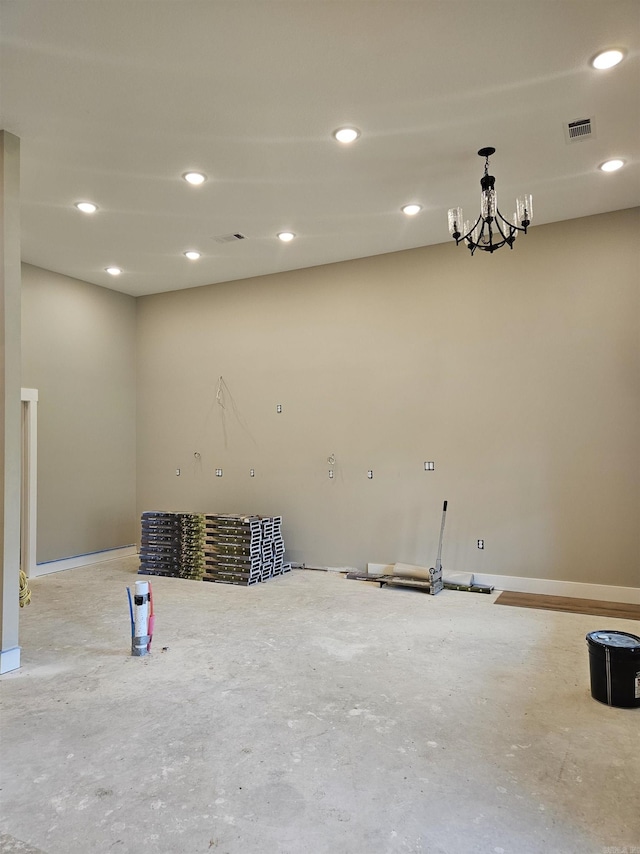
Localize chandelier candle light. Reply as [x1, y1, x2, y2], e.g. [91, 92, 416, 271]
[448, 147, 532, 255]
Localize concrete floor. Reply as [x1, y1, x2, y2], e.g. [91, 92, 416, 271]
[1, 557, 638, 854]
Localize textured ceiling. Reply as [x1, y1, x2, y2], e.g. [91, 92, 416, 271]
[1, 0, 639, 296]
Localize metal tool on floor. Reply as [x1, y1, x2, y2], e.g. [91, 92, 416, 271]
[359, 500, 493, 595]
[378, 501, 447, 595]
[431, 499, 447, 594]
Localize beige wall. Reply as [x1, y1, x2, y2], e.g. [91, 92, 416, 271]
[21, 264, 137, 563]
[136, 208, 640, 588]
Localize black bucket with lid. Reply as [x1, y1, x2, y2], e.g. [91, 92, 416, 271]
[586, 630, 640, 708]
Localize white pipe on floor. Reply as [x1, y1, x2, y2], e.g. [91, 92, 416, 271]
[132, 580, 150, 656]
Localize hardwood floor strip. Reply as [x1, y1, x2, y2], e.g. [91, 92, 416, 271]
[494, 591, 640, 621]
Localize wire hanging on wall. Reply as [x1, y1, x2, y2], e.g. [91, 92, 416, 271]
[215, 375, 257, 449]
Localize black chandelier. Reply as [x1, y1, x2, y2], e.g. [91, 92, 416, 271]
[448, 147, 532, 255]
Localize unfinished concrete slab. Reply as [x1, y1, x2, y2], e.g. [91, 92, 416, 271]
[1, 557, 638, 854]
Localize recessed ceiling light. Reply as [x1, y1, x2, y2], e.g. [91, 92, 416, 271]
[105, 266, 122, 276]
[184, 250, 201, 260]
[75, 202, 98, 214]
[402, 204, 422, 216]
[333, 127, 360, 144]
[591, 49, 625, 70]
[183, 171, 207, 185]
[599, 159, 625, 172]
[277, 232, 295, 242]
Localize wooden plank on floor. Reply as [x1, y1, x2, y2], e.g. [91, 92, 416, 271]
[494, 591, 640, 621]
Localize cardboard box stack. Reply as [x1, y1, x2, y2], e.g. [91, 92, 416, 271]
[138, 511, 290, 585]
[138, 511, 205, 580]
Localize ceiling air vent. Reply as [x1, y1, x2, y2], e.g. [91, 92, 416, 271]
[213, 232, 247, 244]
[564, 117, 595, 144]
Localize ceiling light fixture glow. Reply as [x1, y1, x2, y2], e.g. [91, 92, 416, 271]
[105, 266, 122, 276]
[599, 159, 625, 172]
[184, 250, 201, 260]
[277, 232, 295, 242]
[591, 49, 625, 70]
[183, 171, 207, 185]
[448, 147, 532, 256]
[333, 127, 360, 144]
[402, 204, 422, 216]
[75, 202, 98, 214]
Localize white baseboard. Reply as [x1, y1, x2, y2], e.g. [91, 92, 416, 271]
[0, 646, 21, 674]
[303, 565, 358, 573]
[367, 563, 640, 605]
[474, 573, 640, 605]
[34, 545, 138, 577]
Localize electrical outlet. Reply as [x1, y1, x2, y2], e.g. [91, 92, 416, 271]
[328, 470, 334, 479]
[424, 461, 435, 471]
[215, 468, 223, 477]
[176, 469, 180, 476]
[367, 470, 373, 479]
[276, 404, 282, 413]
[477, 539, 484, 549]
[250, 469, 255, 477]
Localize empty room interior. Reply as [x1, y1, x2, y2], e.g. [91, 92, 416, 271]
[1, 3, 639, 854]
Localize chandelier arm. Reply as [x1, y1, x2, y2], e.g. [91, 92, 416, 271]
[497, 209, 528, 235]
[465, 217, 503, 252]
[471, 217, 489, 248]
[471, 216, 509, 252]
[487, 219, 506, 253]
[476, 243, 506, 253]
[460, 215, 482, 243]
[495, 212, 515, 244]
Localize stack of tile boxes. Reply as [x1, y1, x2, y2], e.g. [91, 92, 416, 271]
[203, 514, 290, 586]
[138, 512, 290, 585]
[139, 512, 205, 580]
